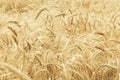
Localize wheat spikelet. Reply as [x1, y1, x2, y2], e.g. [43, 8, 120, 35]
[103, 68, 118, 80]
[92, 64, 118, 80]
[46, 27, 56, 38]
[95, 46, 105, 51]
[94, 32, 104, 36]
[69, 69, 84, 80]
[12, 35, 18, 45]
[0, 62, 32, 80]
[35, 55, 42, 66]
[8, 21, 21, 27]
[8, 26, 17, 37]
[35, 8, 48, 20]
[55, 13, 66, 18]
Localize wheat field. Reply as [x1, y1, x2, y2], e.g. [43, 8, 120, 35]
[0, 0, 120, 80]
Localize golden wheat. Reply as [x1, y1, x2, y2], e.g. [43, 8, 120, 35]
[0, 0, 120, 80]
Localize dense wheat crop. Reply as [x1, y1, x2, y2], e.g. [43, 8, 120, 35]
[0, 0, 120, 80]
